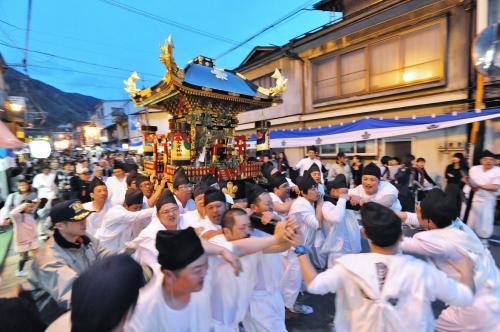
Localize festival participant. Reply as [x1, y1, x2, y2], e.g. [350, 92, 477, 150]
[243, 185, 291, 332]
[295, 202, 475, 332]
[105, 161, 128, 206]
[349, 162, 402, 210]
[182, 180, 209, 229]
[294, 146, 323, 181]
[307, 162, 326, 196]
[327, 152, 351, 184]
[268, 173, 292, 218]
[90, 165, 106, 182]
[46, 254, 147, 332]
[396, 188, 500, 332]
[172, 167, 195, 213]
[199, 188, 228, 239]
[82, 178, 111, 237]
[126, 173, 138, 189]
[136, 175, 166, 209]
[281, 173, 322, 315]
[321, 174, 361, 268]
[29, 200, 103, 325]
[199, 173, 234, 205]
[379, 155, 391, 181]
[10, 199, 41, 277]
[262, 161, 299, 195]
[125, 228, 241, 331]
[95, 189, 154, 251]
[414, 157, 437, 201]
[32, 165, 56, 200]
[467, 150, 500, 244]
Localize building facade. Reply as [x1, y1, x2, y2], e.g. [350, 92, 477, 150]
[235, 0, 499, 184]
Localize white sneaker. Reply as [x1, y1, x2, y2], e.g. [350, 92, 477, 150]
[288, 304, 314, 314]
[15, 270, 28, 277]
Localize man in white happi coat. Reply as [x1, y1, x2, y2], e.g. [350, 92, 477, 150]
[294, 202, 476, 332]
[349, 162, 402, 211]
[136, 175, 166, 209]
[243, 182, 291, 332]
[82, 178, 111, 237]
[467, 149, 500, 243]
[182, 180, 208, 229]
[172, 167, 196, 214]
[281, 173, 323, 315]
[208, 208, 295, 331]
[104, 161, 128, 206]
[199, 188, 228, 239]
[321, 174, 361, 268]
[396, 188, 500, 332]
[268, 173, 293, 218]
[95, 189, 154, 252]
[294, 146, 323, 182]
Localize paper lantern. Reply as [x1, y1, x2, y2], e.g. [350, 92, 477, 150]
[29, 140, 51, 158]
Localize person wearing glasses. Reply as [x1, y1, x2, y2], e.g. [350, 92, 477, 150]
[172, 167, 196, 214]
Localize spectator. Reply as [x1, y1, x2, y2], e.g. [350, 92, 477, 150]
[0, 180, 38, 224]
[55, 162, 74, 200]
[70, 168, 91, 203]
[32, 165, 56, 200]
[350, 155, 363, 187]
[327, 151, 352, 184]
[415, 157, 437, 201]
[445, 152, 468, 216]
[277, 151, 290, 177]
[379, 155, 391, 181]
[295, 146, 323, 181]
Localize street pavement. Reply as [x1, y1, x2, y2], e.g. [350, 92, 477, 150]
[0, 227, 499, 331]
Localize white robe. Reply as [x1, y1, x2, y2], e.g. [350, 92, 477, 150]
[174, 195, 196, 214]
[281, 196, 321, 308]
[348, 181, 402, 211]
[208, 235, 260, 332]
[182, 209, 205, 229]
[94, 205, 154, 252]
[125, 266, 214, 332]
[295, 157, 324, 182]
[105, 176, 127, 206]
[269, 192, 288, 220]
[401, 215, 500, 332]
[308, 253, 474, 332]
[321, 198, 362, 267]
[82, 200, 112, 237]
[467, 165, 500, 238]
[242, 229, 287, 332]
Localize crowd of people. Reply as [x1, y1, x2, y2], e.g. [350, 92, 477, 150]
[0, 146, 498, 332]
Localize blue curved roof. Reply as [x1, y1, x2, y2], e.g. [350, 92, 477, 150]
[183, 63, 260, 97]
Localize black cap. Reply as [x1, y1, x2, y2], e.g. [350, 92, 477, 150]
[337, 152, 345, 158]
[156, 228, 205, 270]
[71, 254, 147, 332]
[307, 146, 317, 153]
[420, 188, 458, 228]
[298, 173, 317, 193]
[269, 173, 288, 190]
[326, 174, 348, 192]
[479, 149, 495, 159]
[193, 181, 210, 198]
[362, 162, 381, 179]
[308, 163, 320, 174]
[50, 199, 93, 224]
[155, 190, 177, 212]
[261, 161, 276, 180]
[173, 167, 190, 189]
[204, 188, 226, 205]
[124, 189, 144, 206]
[360, 202, 401, 247]
[113, 161, 125, 170]
[88, 177, 106, 193]
[200, 173, 218, 187]
[245, 181, 267, 206]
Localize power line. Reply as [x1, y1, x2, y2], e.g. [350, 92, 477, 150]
[96, 0, 245, 46]
[7, 63, 157, 83]
[215, 0, 317, 59]
[0, 40, 159, 78]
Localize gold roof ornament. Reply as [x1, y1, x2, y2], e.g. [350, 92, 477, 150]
[124, 71, 141, 96]
[257, 68, 288, 97]
[160, 35, 183, 80]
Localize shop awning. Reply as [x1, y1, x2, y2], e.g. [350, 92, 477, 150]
[0, 121, 23, 148]
[247, 108, 500, 148]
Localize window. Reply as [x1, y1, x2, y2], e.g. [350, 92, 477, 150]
[340, 49, 366, 95]
[313, 57, 337, 100]
[252, 73, 274, 89]
[312, 21, 444, 102]
[317, 140, 377, 156]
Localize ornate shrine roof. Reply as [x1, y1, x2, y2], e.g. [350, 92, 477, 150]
[125, 36, 286, 110]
